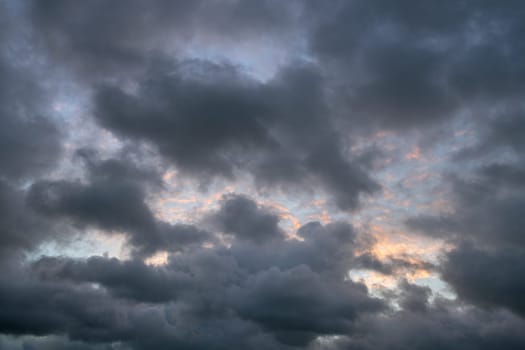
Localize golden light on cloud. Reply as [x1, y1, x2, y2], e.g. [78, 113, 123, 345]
[405, 146, 422, 160]
[368, 224, 447, 262]
[350, 223, 451, 293]
[145, 251, 169, 266]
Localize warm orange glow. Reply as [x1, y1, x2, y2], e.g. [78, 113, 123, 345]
[145, 251, 169, 266]
[405, 146, 422, 160]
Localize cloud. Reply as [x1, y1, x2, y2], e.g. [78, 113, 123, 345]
[442, 243, 525, 317]
[0, 218, 385, 349]
[93, 59, 379, 210]
[229, 265, 383, 346]
[28, 0, 299, 81]
[326, 300, 525, 350]
[206, 193, 285, 243]
[406, 112, 525, 319]
[0, 49, 62, 182]
[1, 1, 525, 349]
[309, 0, 525, 135]
[27, 154, 213, 257]
[0, 180, 59, 259]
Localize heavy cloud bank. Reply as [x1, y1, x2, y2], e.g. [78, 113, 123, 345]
[1, 1, 525, 349]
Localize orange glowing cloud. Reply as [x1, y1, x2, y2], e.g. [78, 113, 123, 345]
[349, 223, 452, 293]
[405, 146, 422, 160]
[145, 251, 169, 266]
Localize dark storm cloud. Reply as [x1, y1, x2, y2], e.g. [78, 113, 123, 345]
[0, 277, 125, 341]
[7, 247, 525, 350]
[406, 168, 525, 318]
[306, 0, 525, 334]
[207, 193, 285, 243]
[326, 300, 525, 350]
[94, 59, 379, 210]
[304, 281, 525, 350]
[93, 59, 272, 179]
[0, 335, 116, 350]
[407, 189, 525, 248]
[75, 148, 164, 189]
[397, 279, 432, 313]
[30, 216, 366, 303]
[310, 0, 525, 131]
[2, 1, 525, 349]
[0, 218, 385, 349]
[407, 114, 525, 317]
[442, 244, 525, 317]
[0, 44, 62, 181]
[230, 221, 358, 278]
[28, 0, 298, 80]
[407, 155, 525, 248]
[27, 154, 212, 257]
[0, 180, 61, 261]
[0, 270, 278, 350]
[229, 265, 382, 346]
[0, 5, 63, 260]
[32, 255, 186, 303]
[24, 0, 379, 212]
[310, 1, 457, 129]
[456, 112, 525, 160]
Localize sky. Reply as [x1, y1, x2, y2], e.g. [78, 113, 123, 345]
[1, 1, 525, 349]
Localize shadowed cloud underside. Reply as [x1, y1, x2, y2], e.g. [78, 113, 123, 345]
[1, 1, 525, 349]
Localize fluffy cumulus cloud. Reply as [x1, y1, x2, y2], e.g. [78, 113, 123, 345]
[1, 1, 525, 349]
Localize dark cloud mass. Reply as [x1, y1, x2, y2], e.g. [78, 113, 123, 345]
[27, 154, 213, 257]
[93, 59, 379, 210]
[2, 220, 384, 349]
[407, 112, 525, 318]
[0, 44, 62, 181]
[1, 0, 525, 349]
[207, 193, 285, 243]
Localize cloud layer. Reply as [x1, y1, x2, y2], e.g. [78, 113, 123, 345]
[1, 1, 525, 349]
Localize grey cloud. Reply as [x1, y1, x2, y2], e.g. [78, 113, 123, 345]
[0, 6, 63, 263]
[27, 155, 212, 257]
[397, 279, 432, 313]
[32, 255, 187, 303]
[326, 302, 525, 350]
[407, 170, 525, 249]
[207, 193, 285, 243]
[29, 0, 298, 81]
[229, 221, 358, 279]
[0, 218, 383, 349]
[406, 115, 525, 318]
[1, 1, 525, 349]
[456, 113, 525, 161]
[0, 49, 62, 182]
[0, 277, 126, 342]
[9, 245, 525, 350]
[310, 0, 525, 134]
[0, 334, 118, 350]
[0, 180, 58, 260]
[30, 219, 363, 304]
[93, 59, 379, 210]
[230, 265, 383, 346]
[93, 59, 273, 179]
[442, 244, 525, 317]
[353, 252, 435, 277]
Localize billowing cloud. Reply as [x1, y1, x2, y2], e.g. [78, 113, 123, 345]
[1, 1, 525, 349]
[0, 218, 384, 349]
[93, 59, 379, 210]
[207, 193, 285, 243]
[27, 153, 213, 257]
[0, 40, 62, 181]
